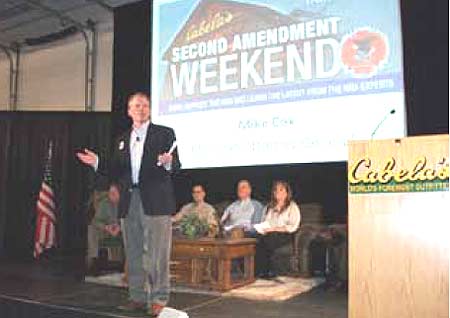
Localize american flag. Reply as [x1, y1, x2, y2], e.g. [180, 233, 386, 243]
[33, 141, 57, 259]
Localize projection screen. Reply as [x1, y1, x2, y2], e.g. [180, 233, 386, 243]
[151, 0, 406, 169]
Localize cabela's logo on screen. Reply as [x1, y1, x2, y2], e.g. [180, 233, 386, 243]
[348, 157, 449, 194]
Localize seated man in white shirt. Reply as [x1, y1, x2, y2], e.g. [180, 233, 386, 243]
[220, 180, 264, 236]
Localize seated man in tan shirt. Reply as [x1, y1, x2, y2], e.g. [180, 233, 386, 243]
[172, 184, 218, 237]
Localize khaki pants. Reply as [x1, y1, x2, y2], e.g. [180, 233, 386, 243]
[124, 189, 172, 306]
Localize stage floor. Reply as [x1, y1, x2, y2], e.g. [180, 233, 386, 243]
[0, 260, 347, 318]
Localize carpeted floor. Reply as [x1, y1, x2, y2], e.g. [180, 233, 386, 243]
[85, 272, 325, 301]
[225, 276, 325, 301]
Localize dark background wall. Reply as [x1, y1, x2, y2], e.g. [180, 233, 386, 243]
[112, 0, 448, 222]
[401, 0, 449, 135]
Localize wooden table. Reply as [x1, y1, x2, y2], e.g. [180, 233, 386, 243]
[171, 238, 256, 291]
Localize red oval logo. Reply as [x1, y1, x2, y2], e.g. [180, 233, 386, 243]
[341, 29, 389, 77]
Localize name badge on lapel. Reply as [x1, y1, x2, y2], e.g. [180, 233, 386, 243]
[119, 140, 125, 150]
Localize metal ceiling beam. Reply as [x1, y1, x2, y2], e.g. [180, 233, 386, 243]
[22, 0, 89, 30]
[86, 0, 114, 13]
[0, 2, 91, 35]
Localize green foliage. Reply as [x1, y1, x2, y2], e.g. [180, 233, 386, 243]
[179, 213, 209, 239]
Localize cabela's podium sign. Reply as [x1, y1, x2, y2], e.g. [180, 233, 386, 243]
[349, 149, 449, 194]
[348, 135, 449, 318]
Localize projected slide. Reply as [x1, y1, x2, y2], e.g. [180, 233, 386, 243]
[151, 0, 406, 169]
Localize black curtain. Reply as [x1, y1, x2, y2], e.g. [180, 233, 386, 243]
[112, 0, 448, 223]
[401, 0, 449, 135]
[0, 112, 111, 260]
[0, 114, 12, 255]
[112, 0, 150, 137]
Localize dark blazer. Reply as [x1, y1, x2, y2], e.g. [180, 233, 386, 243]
[99, 123, 181, 218]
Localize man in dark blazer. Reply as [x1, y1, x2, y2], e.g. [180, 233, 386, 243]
[77, 92, 180, 317]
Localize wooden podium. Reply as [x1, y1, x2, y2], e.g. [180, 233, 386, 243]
[348, 135, 449, 318]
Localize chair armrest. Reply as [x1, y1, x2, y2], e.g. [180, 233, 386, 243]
[292, 225, 329, 252]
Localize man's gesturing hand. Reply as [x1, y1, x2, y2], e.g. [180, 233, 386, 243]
[76, 148, 98, 168]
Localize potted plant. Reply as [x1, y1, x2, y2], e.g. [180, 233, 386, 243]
[179, 213, 209, 239]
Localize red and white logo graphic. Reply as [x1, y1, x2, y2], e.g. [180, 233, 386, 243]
[341, 28, 389, 77]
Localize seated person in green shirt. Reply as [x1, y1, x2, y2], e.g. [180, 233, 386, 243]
[87, 184, 121, 269]
[172, 184, 219, 237]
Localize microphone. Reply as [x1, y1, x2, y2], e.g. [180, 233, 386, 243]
[167, 140, 178, 155]
[157, 140, 178, 166]
[371, 109, 396, 139]
[136, 136, 140, 142]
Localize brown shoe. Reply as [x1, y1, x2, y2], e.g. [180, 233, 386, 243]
[117, 300, 146, 312]
[150, 303, 165, 317]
